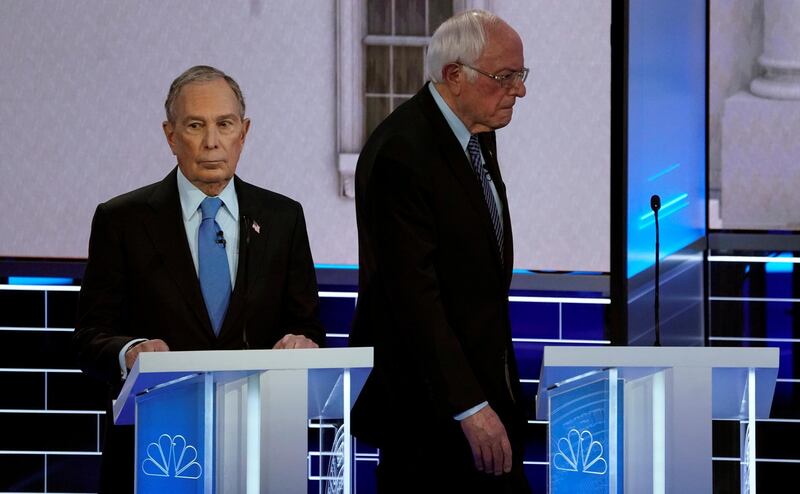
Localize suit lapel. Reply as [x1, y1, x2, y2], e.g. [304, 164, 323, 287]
[416, 85, 506, 272]
[144, 169, 215, 336]
[217, 177, 273, 340]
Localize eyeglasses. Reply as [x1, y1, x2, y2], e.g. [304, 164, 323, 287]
[460, 63, 529, 89]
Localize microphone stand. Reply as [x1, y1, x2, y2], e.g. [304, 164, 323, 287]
[651, 195, 662, 347]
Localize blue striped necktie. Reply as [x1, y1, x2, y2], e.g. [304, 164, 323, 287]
[198, 197, 231, 335]
[467, 135, 504, 255]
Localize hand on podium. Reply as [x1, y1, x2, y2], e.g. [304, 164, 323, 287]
[272, 333, 319, 349]
[125, 339, 170, 370]
[460, 404, 513, 476]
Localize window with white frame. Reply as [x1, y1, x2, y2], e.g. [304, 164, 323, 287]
[364, 0, 454, 138]
[337, 0, 491, 197]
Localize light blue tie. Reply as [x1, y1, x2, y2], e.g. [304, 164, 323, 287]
[198, 197, 231, 335]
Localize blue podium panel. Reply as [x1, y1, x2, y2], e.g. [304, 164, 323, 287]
[549, 374, 623, 494]
[136, 375, 211, 493]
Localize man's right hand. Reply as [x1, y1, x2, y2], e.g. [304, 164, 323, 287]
[459, 405, 512, 475]
[125, 339, 170, 369]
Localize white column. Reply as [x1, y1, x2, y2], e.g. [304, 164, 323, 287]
[750, 0, 800, 100]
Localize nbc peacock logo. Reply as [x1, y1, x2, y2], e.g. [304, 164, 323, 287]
[141, 434, 203, 480]
[552, 428, 608, 475]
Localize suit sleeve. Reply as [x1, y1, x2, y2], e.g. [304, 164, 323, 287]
[280, 203, 325, 346]
[73, 204, 137, 385]
[367, 142, 486, 415]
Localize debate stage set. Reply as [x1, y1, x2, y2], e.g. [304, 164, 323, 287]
[1, 1, 799, 493]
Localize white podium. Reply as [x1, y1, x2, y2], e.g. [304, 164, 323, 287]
[113, 347, 373, 494]
[536, 346, 779, 494]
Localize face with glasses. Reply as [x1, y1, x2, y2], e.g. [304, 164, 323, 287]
[442, 21, 527, 133]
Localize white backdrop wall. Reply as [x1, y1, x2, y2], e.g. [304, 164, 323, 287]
[0, 0, 610, 272]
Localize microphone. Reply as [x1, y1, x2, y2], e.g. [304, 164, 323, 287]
[216, 230, 226, 247]
[650, 194, 661, 212]
[651, 194, 661, 347]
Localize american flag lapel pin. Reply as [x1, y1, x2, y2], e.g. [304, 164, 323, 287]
[251, 220, 261, 234]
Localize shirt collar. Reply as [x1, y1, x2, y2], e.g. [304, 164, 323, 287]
[428, 82, 472, 151]
[176, 166, 239, 221]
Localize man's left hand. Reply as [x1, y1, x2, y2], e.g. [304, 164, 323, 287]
[273, 334, 319, 349]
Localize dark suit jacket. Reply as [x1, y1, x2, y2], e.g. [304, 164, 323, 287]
[350, 84, 526, 463]
[73, 169, 324, 492]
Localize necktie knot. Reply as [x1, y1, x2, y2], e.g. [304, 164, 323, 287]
[200, 197, 223, 221]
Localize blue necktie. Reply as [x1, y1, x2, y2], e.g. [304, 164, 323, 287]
[198, 197, 231, 335]
[467, 135, 504, 255]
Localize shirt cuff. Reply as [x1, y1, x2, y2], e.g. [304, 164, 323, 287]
[454, 401, 488, 421]
[118, 339, 148, 380]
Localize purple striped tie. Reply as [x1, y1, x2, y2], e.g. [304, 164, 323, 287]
[467, 135, 504, 255]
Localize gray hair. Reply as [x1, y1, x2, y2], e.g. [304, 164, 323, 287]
[425, 10, 500, 83]
[164, 65, 246, 123]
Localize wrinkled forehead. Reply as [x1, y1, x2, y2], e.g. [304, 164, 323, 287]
[174, 80, 242, 119]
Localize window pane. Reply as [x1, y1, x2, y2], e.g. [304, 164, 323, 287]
[366, 45, 390, 93]
[395, 0, 426, 36]
[393, 97, 410, 110]
[365, 96, 391, 140]
[367, 0, 392, 35]
[393, 46, 424, 94]
[428, 0, 453, 35]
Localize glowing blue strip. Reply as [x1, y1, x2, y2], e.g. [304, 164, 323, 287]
[639, 193, 689, 221]
[314, 263, 358, 270]
[647, 163, 681, 181]
[766, 261, 794, 273]
[638, 193, 690, 229]
[8, 276, 74, 285]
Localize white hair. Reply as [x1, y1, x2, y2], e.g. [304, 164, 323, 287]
[425, 10, 500, 83]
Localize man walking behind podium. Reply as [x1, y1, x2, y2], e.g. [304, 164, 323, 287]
[74, 65, 324, 493]
[350, 10, 531, 493]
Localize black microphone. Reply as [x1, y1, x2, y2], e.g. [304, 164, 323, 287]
[216, 230, 226, 247]
[651, 194, 661, 347]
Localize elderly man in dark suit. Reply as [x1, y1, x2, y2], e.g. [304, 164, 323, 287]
[349, 10, 531, 493]
[73, 65, 324, 493]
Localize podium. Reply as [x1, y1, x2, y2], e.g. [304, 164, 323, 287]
[113, 347, 373, 494]
[536, 346, 779, 493]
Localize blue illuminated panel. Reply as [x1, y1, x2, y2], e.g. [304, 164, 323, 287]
[549, 376, 623, 494]
[136, 378, 209, 493]
[627, 0, 706, 277]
